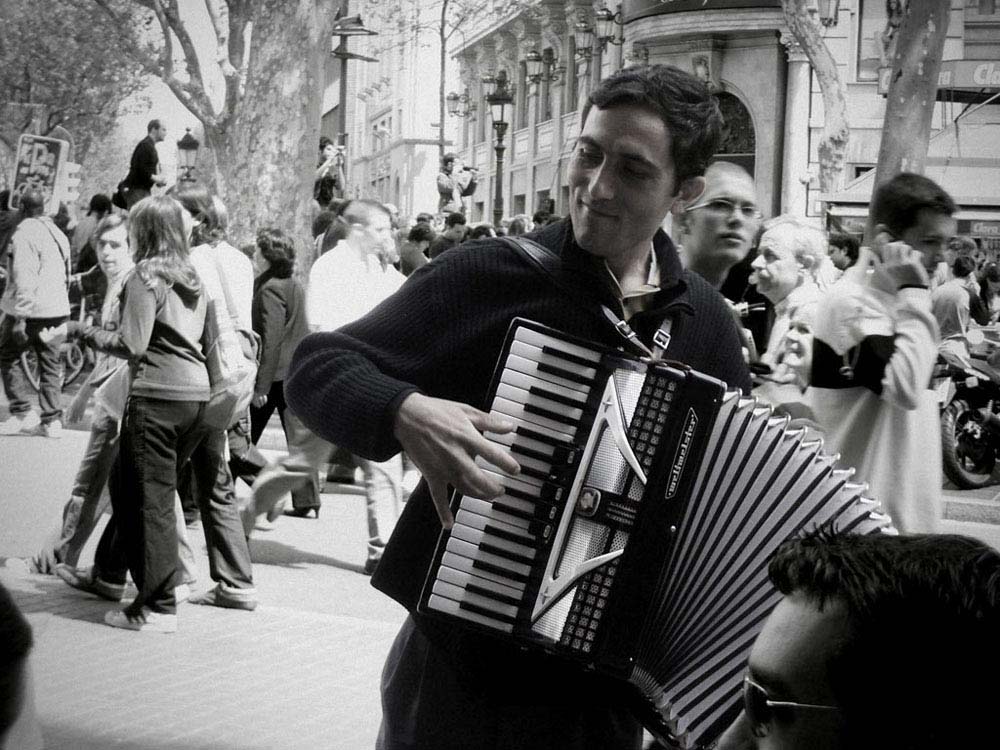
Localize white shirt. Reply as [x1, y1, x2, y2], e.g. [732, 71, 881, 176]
[307, 240, 405, 332]
[189, 241, 254, 329]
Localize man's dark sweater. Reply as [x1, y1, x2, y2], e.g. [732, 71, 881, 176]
[284, 218, 749, 747]
[125, 136, 159, 191]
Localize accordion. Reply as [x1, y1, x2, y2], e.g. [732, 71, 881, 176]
[417, 319, 893, 748]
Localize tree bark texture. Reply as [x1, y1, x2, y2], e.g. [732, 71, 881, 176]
[781, 0, 850, 196]
[873, 1, 951, 185]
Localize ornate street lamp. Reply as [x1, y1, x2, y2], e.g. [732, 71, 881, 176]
[176, 128, 200, 183]
[815, 0, 841, 27]
[331, 13, 378, 188]
[574, 17, 594, 62]
[525, 49, 560, 85]
[484, 69, 514, 227]
[446, 90, 476, 118]
[594, 5, 624, 49]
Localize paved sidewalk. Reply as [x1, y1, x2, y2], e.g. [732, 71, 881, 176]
[0, 422, 409, 750]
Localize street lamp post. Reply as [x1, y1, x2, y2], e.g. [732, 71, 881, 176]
[484, 70, 514, 227]
[176, 128, 200, 183]
[330, 15, 378, 188]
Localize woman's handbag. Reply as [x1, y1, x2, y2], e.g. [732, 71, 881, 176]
[201, 258, 259, 430]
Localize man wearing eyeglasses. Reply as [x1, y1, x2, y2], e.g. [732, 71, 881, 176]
[716, 529, 999, 750]
[678, 161, 762, 289]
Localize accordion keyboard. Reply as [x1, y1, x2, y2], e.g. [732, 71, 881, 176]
[426, 325, 604, 633]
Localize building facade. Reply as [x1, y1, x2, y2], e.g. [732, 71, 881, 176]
[320, 0, 461, 219]
[450, 0, 1000, 247]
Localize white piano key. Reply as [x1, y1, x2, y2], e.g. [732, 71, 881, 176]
[484, 429, 559, 460]
[446, 536, 533, 579]
[513, 326, 603, 363]
[451, 522, 538, 561]
[479, 466, 552, 498]
[500, 368, 589, 405]
[441, 551, 527, 593]
[475, 455, 544, 489]
[459, 496, 533, 532]
[432, 579, 521, 619]
[493, 397, 578, 440]
[455, 507, 537, 546]
[508, 341, 597, 381]
[505, 352, 594, 395]
[437, 564, 526, 602]
[427, 594, 514, 633]
[495, 382, 585, 424]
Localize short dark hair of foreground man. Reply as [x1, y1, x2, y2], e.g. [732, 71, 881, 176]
[716, 530, 1000, 750]
[286, 64, 750, 749]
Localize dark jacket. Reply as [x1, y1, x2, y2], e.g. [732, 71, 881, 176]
[125, 136, 159, 191]
[284, 218, 749, 746]
[252, 271, 309, 395]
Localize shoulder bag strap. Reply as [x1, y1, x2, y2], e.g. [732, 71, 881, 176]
[501, 235, 674, 361]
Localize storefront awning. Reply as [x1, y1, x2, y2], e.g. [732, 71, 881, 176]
[878, 60, 1000, 104]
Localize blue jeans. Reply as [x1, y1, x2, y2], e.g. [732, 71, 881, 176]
[99, 396, 254, 614]
[0, 314, 66, 423]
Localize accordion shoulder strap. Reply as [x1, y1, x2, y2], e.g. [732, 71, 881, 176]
[501, 235, 674, 361]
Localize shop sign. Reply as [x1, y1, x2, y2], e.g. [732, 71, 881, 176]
[971, 221, 1000, 238]
[879, 60, 1000, 95]
[625, 0, 780, 21]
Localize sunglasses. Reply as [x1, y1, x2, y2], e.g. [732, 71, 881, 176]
[742, 674, 840, 738]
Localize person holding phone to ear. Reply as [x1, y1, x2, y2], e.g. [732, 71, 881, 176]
[809, 172, 956, 534]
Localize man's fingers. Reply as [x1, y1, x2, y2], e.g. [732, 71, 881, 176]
[475, 439, 521, 476]
[428, 478, 454, 529]
[461, 404, 515, 434]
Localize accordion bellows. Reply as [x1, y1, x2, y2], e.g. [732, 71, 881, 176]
[418, 319, 894, 748]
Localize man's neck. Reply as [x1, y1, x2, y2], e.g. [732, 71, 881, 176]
[607, 242, 653, 292]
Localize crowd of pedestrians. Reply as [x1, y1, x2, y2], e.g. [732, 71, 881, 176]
[2, 60, 999, 750]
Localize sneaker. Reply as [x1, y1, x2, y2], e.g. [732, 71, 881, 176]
[0, 411, 39, 436]
[55, 564, 126, 601]
[104, 607, 177, 633]
[188, 584, 258, 611]
[40, 419, 63, 439]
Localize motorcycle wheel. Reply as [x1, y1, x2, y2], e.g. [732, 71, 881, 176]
[941, 399, 998, 489]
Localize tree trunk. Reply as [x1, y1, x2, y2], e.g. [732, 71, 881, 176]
[872, 1, 951, 185]
[202, 1, 330, 272]
[781, 0, 850, 196]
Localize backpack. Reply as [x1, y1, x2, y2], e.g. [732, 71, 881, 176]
[201, 256, 259, 430]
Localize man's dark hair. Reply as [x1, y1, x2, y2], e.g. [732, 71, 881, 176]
[532, 209, 550, 226]
[444, 212, 467, 229]
[768, 529, 1000, 750]
[582, 64, 724, 185]
[19, 188, 45, 218]
[468, 224, 495, 240]
[415, 212, 434, 224]
[871, 172, 957, 238]
[312, 210, 338, 239]
[319, 135, 334, 151]
[952, 255, 975, 279]
[442, 152, 457, 166]
[0, 190, 10, 211]
[147, 119, 162, 133]
[828, 232, 860, 265]
[407, 222, 436, 244]
[256, 227, 296, 278]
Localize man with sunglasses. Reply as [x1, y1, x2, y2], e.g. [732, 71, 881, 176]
[285, 65, 751, 749]
[717, 529, 999, 750]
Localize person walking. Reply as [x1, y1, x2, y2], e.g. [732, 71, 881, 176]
[0, 189, 71, 438]
[247, 227, 319, 513]
[69, 196, 221, 631]
[123, 120, 167, 208]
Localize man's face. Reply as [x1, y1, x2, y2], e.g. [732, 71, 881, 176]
[442, 160, 455, 175]
[569, 104, 693, 265]
[828, 245, 851, 271]
[716, 593, 849, 750]
[898, 209, 957, 273]
[96, 224, 131, 278]
[322, 144, 338, 161]
[445, 223, 466, 241]
[353, 211, 395, 258]
[684, 170, 761, 277]
[152, 125, 166, 142]
[750, 225, 804, 304]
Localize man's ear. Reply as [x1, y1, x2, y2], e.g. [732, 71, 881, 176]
[672, 176, 705, 215]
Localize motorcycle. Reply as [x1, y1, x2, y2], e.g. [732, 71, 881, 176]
[938, 328, 1000, 489]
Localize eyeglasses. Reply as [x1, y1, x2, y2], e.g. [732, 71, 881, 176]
[686, 198, 762, 221]
[742, 674, 840, 738]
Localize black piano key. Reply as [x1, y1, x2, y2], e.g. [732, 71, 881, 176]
[523, 401, 582, 428]
[537, 361, 593, 387]
[460, 599, 518, 625]
[466, 581, 522, 607]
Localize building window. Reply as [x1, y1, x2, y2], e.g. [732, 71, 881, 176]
[712, 93, 756, 177]
[853, 164, 876, 180]
[979, 0, 997, 14]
